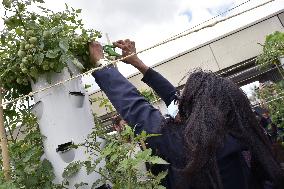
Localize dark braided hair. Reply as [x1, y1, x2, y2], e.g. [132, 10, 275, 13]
[177, 70, 284, 189]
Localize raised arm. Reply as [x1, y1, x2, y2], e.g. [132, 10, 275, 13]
[113, 39, 177, 107]
[89, 41, 163, 135]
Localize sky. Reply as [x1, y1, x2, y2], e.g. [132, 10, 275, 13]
[0, 0, 283, 93]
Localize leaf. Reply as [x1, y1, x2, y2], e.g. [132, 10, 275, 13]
[29, 67, 39, 79]
[155, 171, 168, 183]
[22, 148, 34, 162]
[54, 62, 66, 73]
[149, 156, 169, 165]
[35, 0, 44, 3]
[1, 34, 6, 44]
[135, 149, 152, 160]
[72, 58, 84, 70]
[2, 0, 11, 8]
[62, 161, 83, 179]
[39, 41, 45, 50]
[76, 9, 82, 13]
[50, 26, 63, 34]
[46, 50, 59, 59]
[85, 84, 92, 89]
[110, 154, 118, 163]
[15, 28, 23, 35]
[59, 54, 70, 63]
[59, 39, 69, 52]
[34, 53, 44, 64]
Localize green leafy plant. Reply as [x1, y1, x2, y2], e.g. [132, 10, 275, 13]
[140, 89, 159, 103]
[0, 102, 58, 188]
[254, 80, 284, 140]
[256, 31, 284, 68]
[0, 0, 101, 95]
[74, 125, 168, 189]
[62, 103, 168, 189]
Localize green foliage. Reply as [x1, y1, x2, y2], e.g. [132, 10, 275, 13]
[0, 181, 18, 189]
[63, 117, 168, 189]
[62, 161, 84, 179]
[255, 80, 284, 140]
[91, 97, 114, 112]
[0, 103, 58, 188]
[0, 0, 101, 95]
[140, 89, 158, 103]
[256, 31, 284, 68]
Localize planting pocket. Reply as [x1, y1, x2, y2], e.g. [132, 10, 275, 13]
[56, 141, 75, 163]
[69, 91, 85, 108]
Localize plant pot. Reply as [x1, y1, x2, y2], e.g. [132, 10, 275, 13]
[69, 91, 85, 108]
[279, 56, 284, 69]
[56, 141, 76, 163]
[58, 149, 76, 163]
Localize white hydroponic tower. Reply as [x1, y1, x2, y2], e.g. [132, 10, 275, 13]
[31, 62, 104, 188]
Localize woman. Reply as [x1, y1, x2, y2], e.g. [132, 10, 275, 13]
[89, 40, 284, 189]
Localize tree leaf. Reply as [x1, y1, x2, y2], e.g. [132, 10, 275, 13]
[76, 9, 82, 13]
[59, 39, 69, 52]
[84, 84, 92, 89]
[62, 161, 83, 179]
[72, 58, 84, 70]
[149, 156, 169, 165]
[34, 53, 44, 64]
[15, 28, 23, 35]
[46, 50, 58, 59]
[50, 26, 63, 34]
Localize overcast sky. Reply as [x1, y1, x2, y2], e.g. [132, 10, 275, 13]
[0, 0, 283, 93]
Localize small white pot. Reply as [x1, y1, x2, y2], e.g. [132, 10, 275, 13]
[58, 149, 76, 163]
[69, 92, 85, 108]
[56, 142, 76, 163]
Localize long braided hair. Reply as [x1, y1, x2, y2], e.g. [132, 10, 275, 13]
[178, 70, 284, 188]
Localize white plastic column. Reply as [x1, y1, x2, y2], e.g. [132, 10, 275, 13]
[31, 63, 105, 188]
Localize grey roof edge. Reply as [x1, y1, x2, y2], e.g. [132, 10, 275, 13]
[90, 9, 284, 96]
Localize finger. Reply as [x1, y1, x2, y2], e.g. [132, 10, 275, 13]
[122, 50, 129, 55]
[113, 40, 125, 46]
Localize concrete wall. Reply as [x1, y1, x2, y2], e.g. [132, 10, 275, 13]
[90, 11, 284, 117]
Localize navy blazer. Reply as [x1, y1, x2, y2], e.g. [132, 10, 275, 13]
[93, 66, 251, 189]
